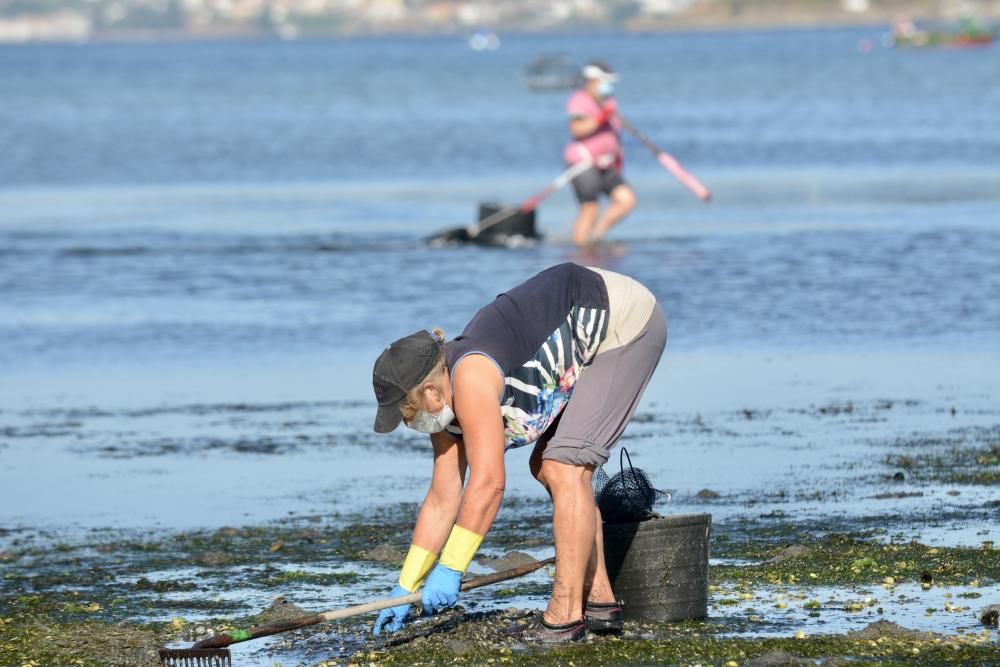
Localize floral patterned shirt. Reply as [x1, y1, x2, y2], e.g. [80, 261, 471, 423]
[443, 263, 610, 449]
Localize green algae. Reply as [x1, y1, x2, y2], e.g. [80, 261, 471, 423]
[360, 637, 1000, 667]
[887, 430, 1000, 486]
[2, 459, 998, 667]
[311, 608, 998, 667]
[0, 614, 165, 667]
[1, 527, 997, 667]
[712, 533, 1000, 587]
[254, 569, 363, 587]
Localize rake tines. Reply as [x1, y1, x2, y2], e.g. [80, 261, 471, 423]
[158, 648, 232, 667]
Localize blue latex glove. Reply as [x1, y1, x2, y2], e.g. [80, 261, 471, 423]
[421, 563, 463, 615]
[373, 585, 412, 635]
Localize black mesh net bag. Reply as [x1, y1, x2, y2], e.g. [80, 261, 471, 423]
[593, 447, 673, 524]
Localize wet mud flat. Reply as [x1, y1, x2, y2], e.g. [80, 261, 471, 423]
[1, 397, 999, 666]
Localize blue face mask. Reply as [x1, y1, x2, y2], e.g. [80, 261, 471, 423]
[597, 80, 615, 97]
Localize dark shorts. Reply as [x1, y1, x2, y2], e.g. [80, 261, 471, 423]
[571, 165, 626, 204]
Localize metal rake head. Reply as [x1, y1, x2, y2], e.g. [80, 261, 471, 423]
[158, 648, 232, 667]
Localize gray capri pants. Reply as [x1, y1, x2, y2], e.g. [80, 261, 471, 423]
[539, 271, 668, 467]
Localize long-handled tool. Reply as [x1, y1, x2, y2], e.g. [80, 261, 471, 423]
[616, 115, 712, 202]
[426, 161, 592, 245]
[470, 160, 593, 238]
[159, 556, 554, 666]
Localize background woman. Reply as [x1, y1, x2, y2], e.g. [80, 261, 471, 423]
[564, 61, 637, 246]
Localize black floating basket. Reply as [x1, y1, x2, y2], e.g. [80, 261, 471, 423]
[475, 201, 539, 244]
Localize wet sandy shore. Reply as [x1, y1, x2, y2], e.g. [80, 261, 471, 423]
[1, 349, 998, 665]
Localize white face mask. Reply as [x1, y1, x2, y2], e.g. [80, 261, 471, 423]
[408, 404, 456, 434]
[597, 80, 615, 97]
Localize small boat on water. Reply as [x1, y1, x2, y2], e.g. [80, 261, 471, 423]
[525, 54, 582, 92]
[885, 18, 997, 48]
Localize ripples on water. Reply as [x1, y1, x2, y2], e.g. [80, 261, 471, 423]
[1, 175, 997, 368]
[2, 30, 998, 372]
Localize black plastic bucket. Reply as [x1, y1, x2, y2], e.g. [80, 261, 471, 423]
[424, 202, 541, 248]
[602, 513, 711, 621]
[475, 201, 539, 244]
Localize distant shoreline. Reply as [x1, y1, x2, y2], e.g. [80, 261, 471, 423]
[1, 11, 991, 45]
[0, 23, 927, 46]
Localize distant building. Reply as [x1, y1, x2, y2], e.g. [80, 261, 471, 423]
[842, 0, 871, 13]
[639, 0, 697, 15]
[0, 10, 91, 43]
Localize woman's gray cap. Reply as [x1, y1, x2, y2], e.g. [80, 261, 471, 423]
[372, 330, 442, 433]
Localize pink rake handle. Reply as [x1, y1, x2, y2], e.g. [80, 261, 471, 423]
[521, 159, 594, 212]
[657, 153, 711, 202]
[616, 114, 712, 203]
[472, 159, 593, 236]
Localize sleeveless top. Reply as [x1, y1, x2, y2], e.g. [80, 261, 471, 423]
[564, 89, 622, 169]
[443, 263, 610, 449]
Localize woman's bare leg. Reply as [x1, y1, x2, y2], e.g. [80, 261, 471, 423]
[583, 505, 616, 604]
[592, 184, 636, 242]
[539, 459, 595, 624]
[572, 202, 600, 247]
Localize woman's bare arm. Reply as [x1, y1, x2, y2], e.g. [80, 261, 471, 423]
[410, 431, 467, 552]
[450, 354, 507, 535]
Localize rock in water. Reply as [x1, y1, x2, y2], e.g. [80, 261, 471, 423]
[847, 620, 939, 640]
[749, 650, 808, 666]
[445, 639, 474, 656]
[981, 604, 1000, 626]
[477, 550, 536, 571]
[258, 596, 309, 622]
[767, 544, 813, 563]
[367, 543, 406, 563]
[200, 550, 233, 567]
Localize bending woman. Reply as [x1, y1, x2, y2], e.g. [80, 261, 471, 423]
[370, 262, 667, 642]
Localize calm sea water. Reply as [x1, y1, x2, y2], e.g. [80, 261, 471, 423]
[1, 29, 998, 185]
[0, 29, 998, 534]
[1, 29, 998, 370]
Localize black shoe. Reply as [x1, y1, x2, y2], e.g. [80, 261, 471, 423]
[508, 614, 587, 644]
[584, 600, 624, 634]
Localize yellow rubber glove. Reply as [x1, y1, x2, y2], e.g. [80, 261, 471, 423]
[438, 524, 483, 574]
[398, 543, 436, 592]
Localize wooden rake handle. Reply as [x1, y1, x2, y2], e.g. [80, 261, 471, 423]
[194, 556, 555, 649]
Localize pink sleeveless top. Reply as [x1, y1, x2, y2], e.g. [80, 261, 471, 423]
[564, 89, 622, 169]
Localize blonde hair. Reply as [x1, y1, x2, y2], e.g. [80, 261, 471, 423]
[400, 328, 446, 422]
